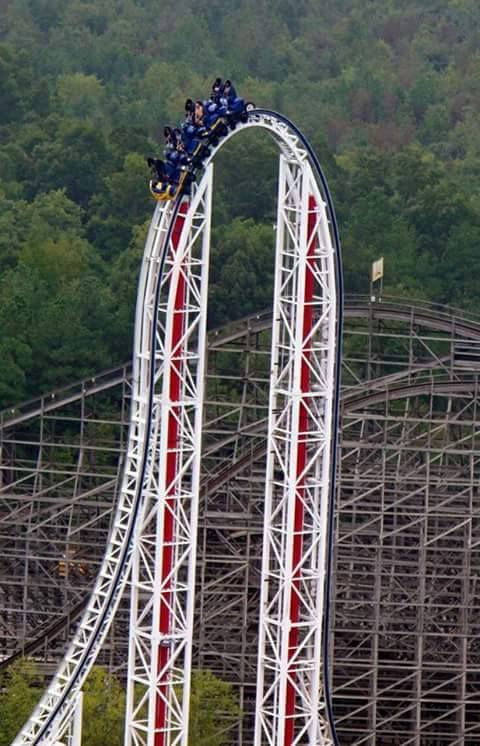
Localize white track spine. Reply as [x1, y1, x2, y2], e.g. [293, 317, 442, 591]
[13, 200, 176, 745]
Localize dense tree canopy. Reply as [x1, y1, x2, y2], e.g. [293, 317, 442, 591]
[189, 669, 240, 745]
[0, 0, 479, 405]
[0, 662, 237, 746]
[0, 659, 42, 746]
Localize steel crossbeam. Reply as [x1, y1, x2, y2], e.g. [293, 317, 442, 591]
[8, 294, 480, 745]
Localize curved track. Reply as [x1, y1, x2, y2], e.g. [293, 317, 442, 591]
[14, 110, 343, 746]
[2, 299, 477, 675]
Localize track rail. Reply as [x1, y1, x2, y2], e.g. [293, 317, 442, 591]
[6, 363, 473, 678]
[13, 197, 181, 744]
[1, 298, 478, 434]
[0, 599, 88, 674]
[14, 110, 343, 746]
[4, 292, 480, 716]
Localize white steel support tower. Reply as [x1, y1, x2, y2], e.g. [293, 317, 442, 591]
[254, 157, 336, 746]
[12, 112, 341, 746]
[125, 169, 213, 746]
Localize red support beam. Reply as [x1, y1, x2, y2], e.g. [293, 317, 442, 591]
[284, 195, 317, 745]
[155, 200, 188, 746]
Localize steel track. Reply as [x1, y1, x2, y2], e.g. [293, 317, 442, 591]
[14, 109, 343, 746]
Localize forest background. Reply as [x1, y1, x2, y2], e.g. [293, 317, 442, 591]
[1, 0, 480, 407]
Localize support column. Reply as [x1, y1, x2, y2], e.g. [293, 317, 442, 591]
[126, 169, 213, 746]
[255, 156, 337, 746]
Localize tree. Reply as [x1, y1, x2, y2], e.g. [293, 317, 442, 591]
[0, 336, 32, 406]
[209, 218, 275, 326]
[31, 121, 112, 207]
[55, 72, 106, 123]
[28, 273, 116, 392]
[189, 670, 240, 746]
[213, 131, 278, 225]
[0, 659, 42, 746]
[88, 153, 153, 259]
[0, 232, 114, 405]
[0, 265, 46, 406]
[82, 666, 125, 746]
[18, 233, 97, 292]
[0, 189, 28, 272]
[23, 189, 87, 244]
[0, 44, 33, 125]
[0, 663, 126, 746]
[108, 219, 149, 357]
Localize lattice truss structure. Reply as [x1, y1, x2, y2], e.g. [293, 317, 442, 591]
[8, 112, 341, 746]
[253, 158, 336, 746]
[126, 176, 213, 746]
[2, 298, 480, 745]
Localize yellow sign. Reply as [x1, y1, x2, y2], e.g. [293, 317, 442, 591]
[371, 257, 384, 282]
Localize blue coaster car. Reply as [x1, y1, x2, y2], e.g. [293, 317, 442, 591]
[225, 95, 256, 128]
[181, 123, 199, 154]
[147, 79, 255, 201]
[203, 104, 229, 144]
[149, 165, 194, 201]
[147, 154, 183, 201]
[203, 101, 227, 129]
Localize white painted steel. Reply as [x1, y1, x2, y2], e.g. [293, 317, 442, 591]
[13, 113, 338, 746]
[125, 166, 213, 746]
[12, 199, 177, 745]
[71, 693, 83, 746]
[254, 157, 336, 746]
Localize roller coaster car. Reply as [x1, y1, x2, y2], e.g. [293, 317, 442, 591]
[149, 179, 178, 202]
[203, 114, 229, 142]
[149, 168, 193, 202]
[225, 97, 255, 127]
[203, 98, 255, 136]
[147, 82, 255, 203]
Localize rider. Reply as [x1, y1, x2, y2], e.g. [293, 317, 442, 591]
[211, 78, 223, 105]
[194, 100, 205, 126]
[221, 80, 237, 109]
[163, 126, 176, 157]
[148, 78, 247, 197]
[184, 98, 195, 125]
[147, 156, 167, 182]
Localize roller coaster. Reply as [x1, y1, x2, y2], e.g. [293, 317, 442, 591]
[5, 297, 480, 743]
[12, 109, 343, 745]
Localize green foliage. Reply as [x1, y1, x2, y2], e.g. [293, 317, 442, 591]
[213, 131, 278, 224]
[0, 243, 113, 405]
[189, 670, 240, 745]
[209, 219, 275, 326]
[108, 219, 149, 353]
[82, 666, 126, 746]
[0, 659, 42, 746]
[88, 153, 153, 258]
[55, 72, 106, 122]
[0, 44, 36, 124]
[31, 120, 111, 206]
[0, 663, 125, 746]
[0, 0, 480, 406]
